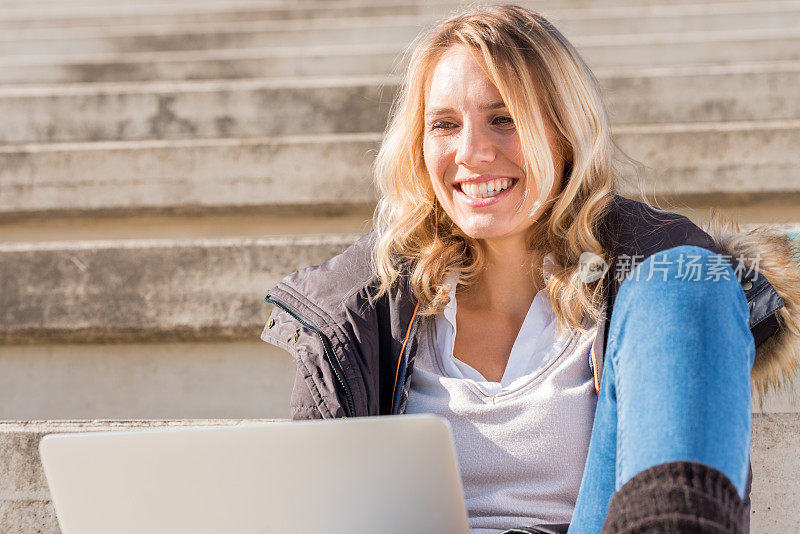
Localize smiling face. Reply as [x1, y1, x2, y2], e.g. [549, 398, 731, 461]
[422, 44, 565, 242]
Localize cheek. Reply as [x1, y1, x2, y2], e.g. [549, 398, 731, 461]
[503, 136, 525, 168]
[423, 136, 451, 180]
[423, 142, 451, 205]
[422, 137, 436, 176]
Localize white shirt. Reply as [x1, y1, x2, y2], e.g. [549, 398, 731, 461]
[436, 252, 570, 394]
[406, 270, 599, 531]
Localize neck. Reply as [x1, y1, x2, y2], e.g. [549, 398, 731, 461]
[458, 234, 544, 317]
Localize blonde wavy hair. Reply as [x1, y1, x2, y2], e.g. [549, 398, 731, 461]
[370, 4, 634, 335]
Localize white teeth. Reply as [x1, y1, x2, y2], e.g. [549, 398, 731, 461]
[459, 178, 514, 199]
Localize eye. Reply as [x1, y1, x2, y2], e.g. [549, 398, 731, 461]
[430, 120, 456, 131]
[493, 115, 515, 127]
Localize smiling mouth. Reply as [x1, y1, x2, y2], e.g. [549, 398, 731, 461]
[456, 178, 518, 199]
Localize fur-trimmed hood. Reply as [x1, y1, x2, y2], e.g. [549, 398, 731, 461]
[590, 195, 798, 411]
[704, 215, 800, 407]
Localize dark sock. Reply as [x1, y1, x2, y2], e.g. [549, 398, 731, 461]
[601, 461, 745, 534]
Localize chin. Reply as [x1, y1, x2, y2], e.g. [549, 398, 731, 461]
[457, 223, 518, 241]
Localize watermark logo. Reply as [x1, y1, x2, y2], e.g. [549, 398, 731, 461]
[573, 251, 762, 284]
[611, 252, 762, 283]
[577, 251, 609, 283]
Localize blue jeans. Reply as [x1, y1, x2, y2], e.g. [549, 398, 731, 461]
[568, 245, 756, 533]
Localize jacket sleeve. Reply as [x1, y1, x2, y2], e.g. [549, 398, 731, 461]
[260, 303, 327, 420]
[289, 362, 324, 420]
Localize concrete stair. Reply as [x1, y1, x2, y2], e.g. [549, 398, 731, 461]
[1, 121, 797, 216]
[0, 0, 799, 530]
[1, 1, 797, 31]
[4, 4, 800, 45]
[2, 64, 799, 143]
[0, 235, 359, 344]
[0, 0, 797, 411]
[4, 32, 800, 84]
[0, 414, 798, 533]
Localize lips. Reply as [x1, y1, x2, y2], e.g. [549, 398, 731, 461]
[453, 177, 518, 207]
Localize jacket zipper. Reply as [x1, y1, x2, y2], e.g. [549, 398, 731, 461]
[393, 310, 420, 415]
[266, 295, 356, 417]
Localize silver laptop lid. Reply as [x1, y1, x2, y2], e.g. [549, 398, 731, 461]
[39, 414, 469, 534]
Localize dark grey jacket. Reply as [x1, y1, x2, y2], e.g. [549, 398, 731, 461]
[260, 194, 798, 531]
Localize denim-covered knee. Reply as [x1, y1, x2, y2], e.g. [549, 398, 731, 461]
[607, 245, 754, 369]
[605, 245, 756, 498]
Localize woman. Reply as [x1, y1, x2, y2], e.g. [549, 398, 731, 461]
[260, 5, 800, 533]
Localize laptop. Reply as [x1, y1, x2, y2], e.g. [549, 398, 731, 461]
[39, 414, 470, 534]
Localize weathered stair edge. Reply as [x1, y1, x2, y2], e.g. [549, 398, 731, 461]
[2, 3, 799, 40]
[2, 64, 799, 143]
[0, 414, 797, 533]
[3, 226, 798, 345]
[2, 121, 799, 217]
[0, 0, 795, 30]
[0, 234, 361, 344]
[2, 25, 799, 57]
[0, 0, 777, 18]
[3, 34, 798, 84]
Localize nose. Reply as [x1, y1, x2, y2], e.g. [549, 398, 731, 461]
[454, 122, 496, 168]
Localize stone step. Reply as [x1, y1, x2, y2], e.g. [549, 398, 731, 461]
[2, 11, 799, 57]
[0, 234, 361, 344]
[0, 0, 790, 28]
[0, 0, 460, 27]
[0, 0, 777, 7]
[0, 45, 404, 85]
[615, 120, 800, 199]
[0, 132, 382, 216]
[1, 63, 799, 143]
[0, 225, 796, 422]
[3, 223, 799, 345]
[0, 312, 797, 422]
[0, 341, 795, 421]
[0, 1, 477, 28]
[2, 1, 797, 36]
[1, 120, 798, 217]
[2, 30, 798, 84]
[0, 342, 297, 420]
[0, 414, 798, 533]
[0, 76, 396, 143]
[0, 210, 376, 243]
[2, 196, 796, 244]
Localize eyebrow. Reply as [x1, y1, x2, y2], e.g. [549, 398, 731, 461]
[424, 101, 508, 118]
